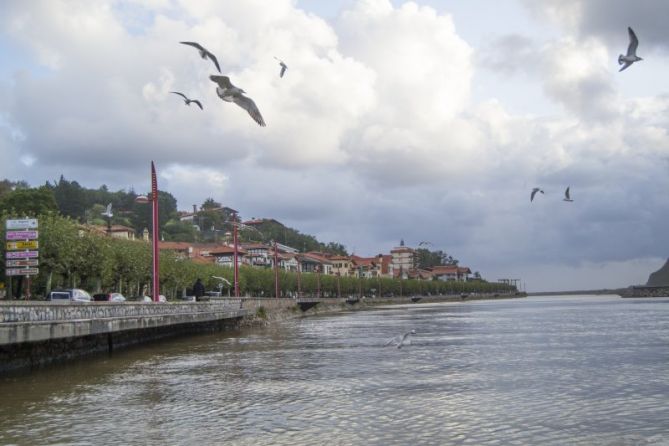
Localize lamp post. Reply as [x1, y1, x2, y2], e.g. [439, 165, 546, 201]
[273, 240, 280, 298]
[135, 161, 160, 302]
[233, 218, 239, 297]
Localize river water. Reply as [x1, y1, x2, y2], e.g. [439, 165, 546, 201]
[1, 295, 668, 445]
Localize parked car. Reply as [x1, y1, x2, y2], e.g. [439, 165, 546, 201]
[93, 292, 126, 302]
[46, 289, 92, 302]
[141, 295, 167, 302]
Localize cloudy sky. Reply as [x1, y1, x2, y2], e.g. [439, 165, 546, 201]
[1, 0, 668, 292]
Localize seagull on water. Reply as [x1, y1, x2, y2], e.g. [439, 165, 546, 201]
[563, 187, 574, 202]
[619, 27, 642, 72]
[274, 56, 288, 78]
[385, 329, 416, 349]
[102, 203, 113, 218]
[210, 75, 266, 127]
[170, 91, 203, 110]
[180, 41, 221, 73]
[530, 188, 544, 202]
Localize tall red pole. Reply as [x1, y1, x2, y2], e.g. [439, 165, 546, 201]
[233, 221, 239, 297]
[274, 240, 280, 298]
[151, 161, 160, 302]
[296, 257, 302, 298]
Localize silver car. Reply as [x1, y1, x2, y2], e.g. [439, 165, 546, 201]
[46, 288, 92, 302]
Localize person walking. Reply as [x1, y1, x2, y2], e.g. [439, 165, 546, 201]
[193, 278, 205, 301]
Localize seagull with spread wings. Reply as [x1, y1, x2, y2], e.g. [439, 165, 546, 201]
[385, 330, 416, 349]
[563, 187, 574, 202]
[530, 187, 544, 202]
[210, 75, 266, 126]
[102, 203, 113, 218]
[180, 41, 221, 73]
[170, 91, 203, 110]
[273, 56, 288, 78]
[618, 27, 643, 72]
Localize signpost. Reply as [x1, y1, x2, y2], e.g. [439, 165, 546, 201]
[6, 240, 39, 250]
[6, 259, 39, 267]
[4, 218, 39, 299]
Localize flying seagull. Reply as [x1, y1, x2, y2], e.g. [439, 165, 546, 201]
[180, 41, 221, 73]
[274, 56, 288, 78]
[563, 187, 574, 202]
[385, 330, 416, 349]
[212, 276, 232, 287]
[210, 75, 266, 127]
[530, 188, 544, 202]
[102, 203, 113, 218]
[619, 27, 642, 72]
[418, 241, 432, 247]
[170, 91, 203, 110]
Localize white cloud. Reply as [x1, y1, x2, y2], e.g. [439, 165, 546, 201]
[1, 0, 669, 291]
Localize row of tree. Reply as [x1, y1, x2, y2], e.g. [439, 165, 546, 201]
[0, 212, 515, 299]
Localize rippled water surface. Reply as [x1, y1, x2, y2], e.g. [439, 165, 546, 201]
[2, 295, 669, 445]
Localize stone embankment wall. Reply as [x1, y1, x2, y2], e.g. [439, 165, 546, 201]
[618, 286, 669, 298]
[0, 292, 521, 374]
[0, 301, 246, 374]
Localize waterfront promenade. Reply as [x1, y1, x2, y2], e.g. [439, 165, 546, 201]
[0, 292, 521, 374]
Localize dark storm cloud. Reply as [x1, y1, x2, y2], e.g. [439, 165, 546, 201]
[522, 0, 669, 52]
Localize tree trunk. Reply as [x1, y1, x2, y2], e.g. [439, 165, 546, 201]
[45, 271, 53, 294]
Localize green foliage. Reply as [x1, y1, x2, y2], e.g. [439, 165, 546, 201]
[250, 219, 347, 254]
[0, 209, 516, 299]
[0, 186, 58, 216]
[163, 219, 197, 242]
[415, 248, 459, 269]
[255, 306, 267, 319]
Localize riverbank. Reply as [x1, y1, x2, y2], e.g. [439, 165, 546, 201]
[616, 286, 669, 298]
[238, 292, 526, 327]
[0, 292, 523, 375]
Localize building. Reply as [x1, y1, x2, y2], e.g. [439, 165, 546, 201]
[430, 265, 471, 282]
[330, 255, 353, 276]
[298, 252, 333, 274]
[390, 242, 415, 279]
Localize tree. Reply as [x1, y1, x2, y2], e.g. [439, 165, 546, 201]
[49, 176, 88, 220]
[163, 219, 198, 242]
[0, 186, 58, 216]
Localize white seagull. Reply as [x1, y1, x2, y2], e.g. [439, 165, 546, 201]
[563, 187, 574, 202]
[530, 188, 544, 202]
[210, 75, 266, 127]
[180, 41, 221, 73]
[385, 329, 416, 349]
[212, 276, 232, 287]
[102, 203, 113, 218]
[619, 27, 642, 72]
[274, 56, 288, 78]
[170, 91, 203, 110]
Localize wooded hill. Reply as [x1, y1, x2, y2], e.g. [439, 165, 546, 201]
[0, 177, 346, 255]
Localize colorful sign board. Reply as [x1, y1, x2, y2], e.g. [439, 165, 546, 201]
[5, 218, 40, 279]
[5, 219, 38, 230]
[6, 259, 39, 267]
[6, 230, 39, 240]
[6, 240, 39, 250]
[6, 268, 39, 276]
[5, 250, 39, 259]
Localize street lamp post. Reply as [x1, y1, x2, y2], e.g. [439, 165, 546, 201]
[135, 161, 160, 302]
[273, 240, 280, 298]
[233, 217, 239, 298]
